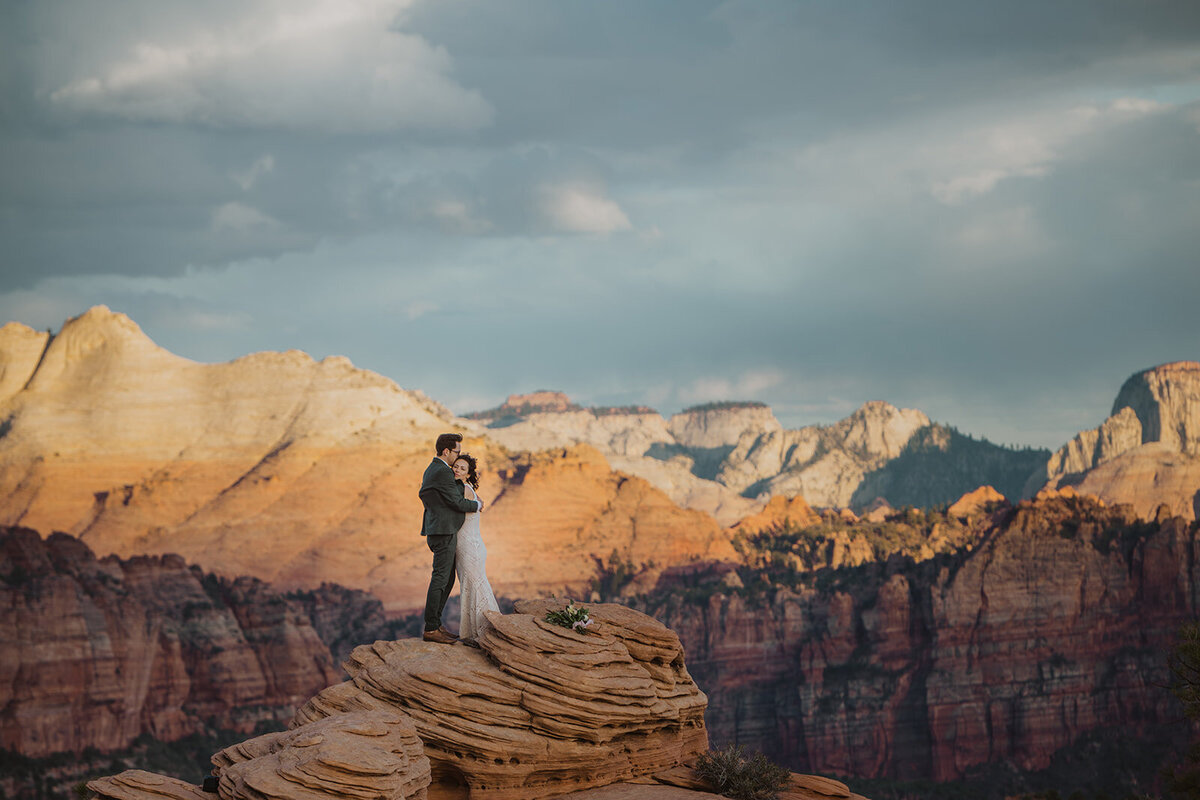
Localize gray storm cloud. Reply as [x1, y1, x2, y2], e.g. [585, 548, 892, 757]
[1, 0, 1197, 448]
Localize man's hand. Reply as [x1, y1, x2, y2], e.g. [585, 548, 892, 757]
[477, 499, 485, 512]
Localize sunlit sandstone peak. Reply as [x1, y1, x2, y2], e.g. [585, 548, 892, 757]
[0, 321, 52, 402]
[1025, 361, 1200, 519]
[0, 308, 735, 611]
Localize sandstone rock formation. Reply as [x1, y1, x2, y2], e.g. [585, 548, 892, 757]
[86, 771, 212, 800]
[0, 527, 340, 757]
[1026, 361, 1200, 520]
[730, 494, 821, 533]
[293, 601, 709, 799]
[0, 308, 735, 612]
[946, 485, 1004, 519]
[0, 321, 50, 402]
[85, 603, 842, 800]
[481, 446, 735, 600]
[212, 710, 430, 800]
[646, 491, 1199, 783]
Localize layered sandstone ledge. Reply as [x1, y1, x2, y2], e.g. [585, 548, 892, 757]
[87, 602, 864, 800]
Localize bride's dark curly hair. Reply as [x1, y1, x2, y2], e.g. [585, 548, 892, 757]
[453, 452, 480, 491]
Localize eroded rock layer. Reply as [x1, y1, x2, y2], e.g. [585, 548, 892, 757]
[293, 602, 708, 800]
[0, 527, 340, 757]
[648, 491, 1199, 781]
[212, 710, 430, 800]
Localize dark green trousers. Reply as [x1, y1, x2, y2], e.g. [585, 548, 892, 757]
[423, 532, 457, 632]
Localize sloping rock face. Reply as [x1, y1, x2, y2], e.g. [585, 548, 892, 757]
[850, 425, 1049, 510]
[1027, 362, 1200, 520]
[86, 771, 212, 800]
[0, 308, 734, 612]
[478, 393, 1042, 513]
[716, 402, 929, 503]
[0, 321, 50, 402]
[646, 493, 1199, 781]
[480, 406, 759, 525]
[89, 711, 433, 800]
[211, 710, 431, 800]
[0, 527, 340, 757]
[482, 446, 735, 600]
[293, 602, 709, 799]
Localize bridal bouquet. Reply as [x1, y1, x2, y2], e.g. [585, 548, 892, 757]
[545, 602, 594, 633]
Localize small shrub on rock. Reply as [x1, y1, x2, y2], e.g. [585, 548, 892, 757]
[696, 744, 791, 800]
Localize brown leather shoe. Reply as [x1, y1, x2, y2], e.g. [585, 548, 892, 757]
[438, 626, 459, 639]
[422, 629, 456, 645]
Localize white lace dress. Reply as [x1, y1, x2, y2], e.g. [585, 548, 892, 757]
[456, 483, 499, 639]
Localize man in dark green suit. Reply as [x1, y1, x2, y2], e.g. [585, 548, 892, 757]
[419, 432, 483, 644]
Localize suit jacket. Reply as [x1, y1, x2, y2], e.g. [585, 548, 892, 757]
[418, 457, 480, 537]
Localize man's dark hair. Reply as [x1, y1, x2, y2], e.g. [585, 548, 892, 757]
[435, 432, 463, 456]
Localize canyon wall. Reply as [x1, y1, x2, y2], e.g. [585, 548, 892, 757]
[0, 527, 342, 757]
[646, 492, 1198, 781]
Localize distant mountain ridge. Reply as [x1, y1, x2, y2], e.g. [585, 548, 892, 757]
[0, 306, 1196, 621]
[472, 393, 1050, 512]
[0, 308, 733, 611]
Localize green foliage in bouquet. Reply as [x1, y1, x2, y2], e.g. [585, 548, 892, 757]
[544, 601, 594, 633]
[695, 744, 792, 800]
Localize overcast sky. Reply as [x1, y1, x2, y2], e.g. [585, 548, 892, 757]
[2, 1, 1198, 448]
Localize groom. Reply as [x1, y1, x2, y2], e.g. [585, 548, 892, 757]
[419, 432, 483, 644]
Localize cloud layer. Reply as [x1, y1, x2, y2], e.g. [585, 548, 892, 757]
[2, 0, 1198, 448]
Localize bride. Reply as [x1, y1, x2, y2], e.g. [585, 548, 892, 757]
[452, 453, 500, 642]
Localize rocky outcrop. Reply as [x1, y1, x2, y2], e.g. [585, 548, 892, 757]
[1027, 362, 1200, 520]
[731, 495, 821, 533]
[646, 492, 1199, 782]
[212, 710, 431, 800]
[89, 604, 871, 800]
[946, 485, 1004, 519]
[1113, 361, 1200, 454]
[86, 771, 212, 800]
[291, 601, 709, 799]
[0, 527, 340, 758]
[89, 711, 433, 800]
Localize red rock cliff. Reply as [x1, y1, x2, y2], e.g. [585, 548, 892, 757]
[0, 528, 341, 757]
[648, 493, 1199, 781]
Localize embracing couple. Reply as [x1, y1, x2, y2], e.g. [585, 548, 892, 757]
[419, 432, 500, 646]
